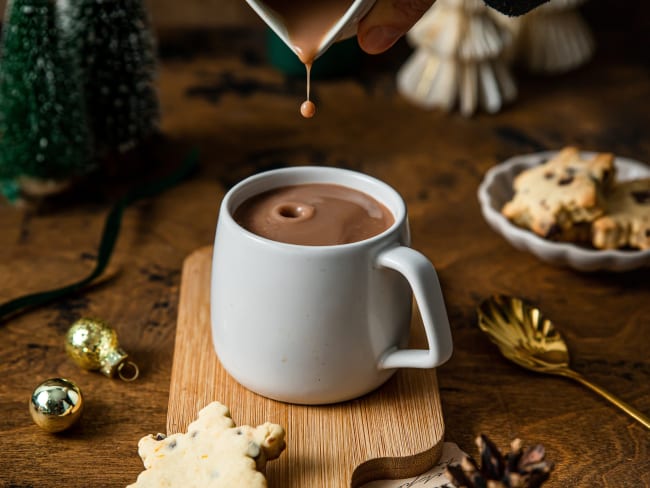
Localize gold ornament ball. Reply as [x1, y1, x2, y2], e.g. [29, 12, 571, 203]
[65, 317, 138, 381]
[29, 378, 84, 433]
[66, 318, 122, 372]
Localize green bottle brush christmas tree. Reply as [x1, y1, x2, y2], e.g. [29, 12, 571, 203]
[66, 0, 160, 156]
[0, 0, 159, 203]
[0, 0, 92, 200]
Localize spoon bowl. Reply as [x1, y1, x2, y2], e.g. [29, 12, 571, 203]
[477, 295, 650, 429]
[478, 295, 570, 371]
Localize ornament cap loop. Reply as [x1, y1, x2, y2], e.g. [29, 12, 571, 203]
[117, 360, 140, 382]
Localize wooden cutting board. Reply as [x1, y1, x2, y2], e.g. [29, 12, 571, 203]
[167, 246, 445, 487]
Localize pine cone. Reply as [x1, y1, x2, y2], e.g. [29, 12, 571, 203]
[446, 434, 554, 488]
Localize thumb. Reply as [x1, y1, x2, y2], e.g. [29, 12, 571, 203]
[357, 0, 435, 54]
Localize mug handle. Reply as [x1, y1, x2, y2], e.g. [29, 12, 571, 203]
[376, 246, 453, 369]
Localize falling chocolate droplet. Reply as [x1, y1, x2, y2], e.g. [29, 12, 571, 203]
[300, 62, 315, 118]
[301, 100, 316, 118]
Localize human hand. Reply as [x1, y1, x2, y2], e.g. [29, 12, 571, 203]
[357, 0, 435, 54]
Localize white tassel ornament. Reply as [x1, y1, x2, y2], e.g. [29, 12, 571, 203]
[491, 0, 595, 74]
[397, 0, 517, 116]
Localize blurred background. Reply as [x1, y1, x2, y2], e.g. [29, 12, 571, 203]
[0, 0, 645, 35]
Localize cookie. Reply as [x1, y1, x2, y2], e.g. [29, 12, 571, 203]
[591, 178, 650, 250]
[501, 147, 615, 240]
[127, 402, 286, 488]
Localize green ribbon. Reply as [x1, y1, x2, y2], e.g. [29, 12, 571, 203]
[0, 147, 199, 323]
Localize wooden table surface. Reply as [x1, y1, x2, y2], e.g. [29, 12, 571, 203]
[1, 6, 649, 487]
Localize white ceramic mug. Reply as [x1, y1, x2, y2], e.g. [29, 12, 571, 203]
[211, 167, 453, 405]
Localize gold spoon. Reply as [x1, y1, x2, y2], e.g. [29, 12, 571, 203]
[477, 294, 650, 429]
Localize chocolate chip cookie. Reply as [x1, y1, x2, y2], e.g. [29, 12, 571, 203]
[128, 402, 286, 488]
[592, 178, 650, 250]
[501, 147, 615, 240]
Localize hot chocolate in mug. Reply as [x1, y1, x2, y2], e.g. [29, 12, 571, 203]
[211, 166, 453, 404]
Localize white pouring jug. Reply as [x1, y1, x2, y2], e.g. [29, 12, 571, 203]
[244, 0, 377, 62]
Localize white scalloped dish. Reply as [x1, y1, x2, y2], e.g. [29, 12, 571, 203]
[478, 151, 650, 272]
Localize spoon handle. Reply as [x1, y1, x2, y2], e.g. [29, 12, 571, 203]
[563, 369, 650, 429]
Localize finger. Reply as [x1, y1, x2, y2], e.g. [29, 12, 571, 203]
[357, 0, 435, 54]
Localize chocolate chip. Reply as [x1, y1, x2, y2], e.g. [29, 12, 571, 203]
[631, 190, 650, 204]
[168, 440, 177, 449]
[155, 433, 167, 441]
[544, 171, 554, 180]
[236, 428, 243, 435]
[545, 224, 562, 239]
[558, 176, 574, 185]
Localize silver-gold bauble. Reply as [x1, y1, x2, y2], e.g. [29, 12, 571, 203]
[29, 378, 84, 433]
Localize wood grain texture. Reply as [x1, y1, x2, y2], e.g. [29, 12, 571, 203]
[167, 246, 445, 488]
[0, 16, 649, 488]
